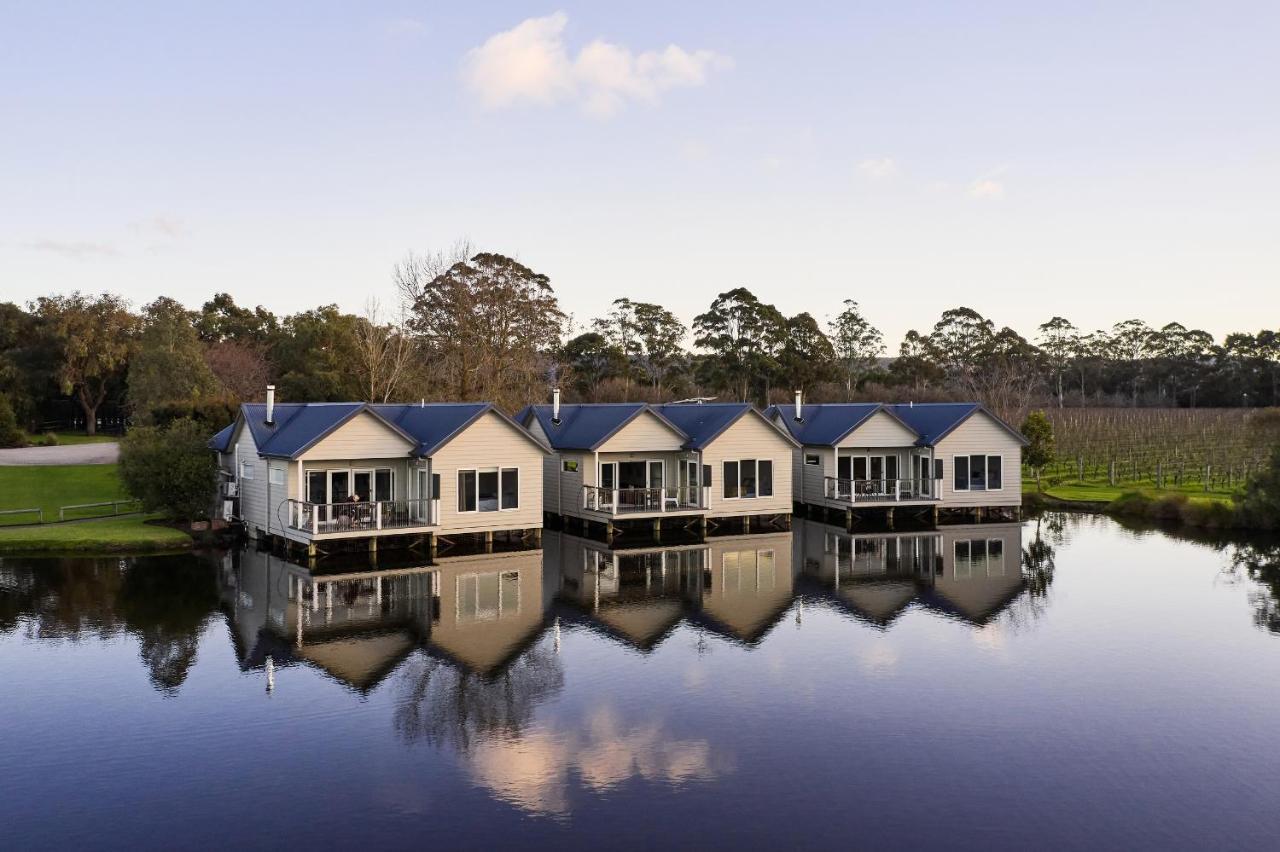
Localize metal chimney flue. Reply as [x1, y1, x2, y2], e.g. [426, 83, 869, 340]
[266, 385, 276, 425]
[551, 387, 561, 424]
[794, 389, 803, 422]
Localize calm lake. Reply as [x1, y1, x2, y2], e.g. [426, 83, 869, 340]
[3, 515, 1280, 850]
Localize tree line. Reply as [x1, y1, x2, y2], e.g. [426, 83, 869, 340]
[1, 246, 1277, 437]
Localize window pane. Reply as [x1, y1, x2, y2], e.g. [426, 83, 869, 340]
[724, 461, 739, 498]
[307, 471, 327, 503]
[354, 471, 372, 501]
[703, 464, 712, 486]
[648, 461, 663, 489]
[988, 539, 1004, 574]
[478, 471, 499, 512]
[934, 459, 943, 481]
[759, 460, 773, 497]
[501, 468, 519, 509]
[954, 456, 969, 490]
[375, 469, 392, 501]
[987, 456, 1002, 490]
[501, 571, 521, 613]
[804, 454, 820, 466]
[431, 473, 440, 499]
[458, 471, 476, 512]
[601, 464, 615, 489]
[853, 457, 868, 479]
[870, 456, 883, 480]
[969, 455, 987, 490]
[886, 456, 898, 480]
[741, 460, 757, 498]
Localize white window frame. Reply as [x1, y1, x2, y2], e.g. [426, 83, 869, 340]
[723, 458, 773, 500]
[457, 467, 520, 514]
[952, 455, 972, 491]
[240, 461, 255, 480]
[804, 453, 821, 466]
[268, 466, 285, 486]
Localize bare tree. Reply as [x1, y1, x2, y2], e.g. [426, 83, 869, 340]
[203, 340, 271, 402]
[354, 297, 416, 403]
[394, 239, 474, 307]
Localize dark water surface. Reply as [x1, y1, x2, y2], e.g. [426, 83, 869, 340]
[3, 515, 1280, 850]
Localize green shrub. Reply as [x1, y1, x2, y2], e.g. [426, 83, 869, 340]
[149, 398, 240, 432]
[37, 432, 59, 447]
[119, 418, 218, 522]
[1241, 445, 1280, 530]
[0, 394, 25, 448]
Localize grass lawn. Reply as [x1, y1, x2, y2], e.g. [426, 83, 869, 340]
[0, 514, 192, 552]
[1023, 477, 1237, 506]
[0, 464, 129, 524]
[49, 431, 121, 445]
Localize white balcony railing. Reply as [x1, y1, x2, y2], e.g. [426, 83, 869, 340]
[287, 499, 436, 535]
[824, 477, 941, 503]
[582, 485, 702, 516]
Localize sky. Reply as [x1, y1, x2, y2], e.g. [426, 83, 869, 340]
[2, 1, 1278, 348]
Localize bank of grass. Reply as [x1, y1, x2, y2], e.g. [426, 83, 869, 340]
[51, 431, 119, 445]
[0, 514, 192, 552]
[0, 464, 127, 524]
[1023, 477, 1272, 531]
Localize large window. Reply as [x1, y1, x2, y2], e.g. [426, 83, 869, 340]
[724, 459, 773, 499]
[953, 455, 1002, 491]
[501, 468, 519, 509]
[458, 468, 519, 513]
[954, 538, 1006, 577]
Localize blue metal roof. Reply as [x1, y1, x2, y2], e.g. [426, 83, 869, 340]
[650, 403, 750, 450]
[208, 423, 234, 452]
[372, 403, 492, 456]
[219, 401, 545, 460]
[521, 403, 688, 451]
[764, 401, 1027, 447]
[764, 403, 884, 446]
[884, 403, 980, 446]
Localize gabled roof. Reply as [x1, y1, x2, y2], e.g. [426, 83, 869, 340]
[652, 403, 800, 450]
[518, 403, 688, 451]
[208, 423, 234, 452]
[763, 403, 889, 446]
[215, 401, 548, 461]
[764, 401, 1028, 448]
[372, 403, 547, 457]
[886, 403, 1029, 446]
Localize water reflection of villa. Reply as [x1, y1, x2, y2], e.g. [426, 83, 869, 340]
[793, 519, 1026, 627]
[218, 546, 551, 691]
[545, 530, 798, 648]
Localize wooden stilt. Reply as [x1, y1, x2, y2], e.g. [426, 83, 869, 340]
[484, 530, 494, 553]
[886, 508, 894, 530]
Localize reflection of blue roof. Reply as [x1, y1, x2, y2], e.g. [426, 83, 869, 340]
[519, 404, 687, 451]
[208, 423, 234, 452]
[214, 402, 545, 460]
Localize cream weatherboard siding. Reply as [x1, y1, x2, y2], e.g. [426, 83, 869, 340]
[702, 414, 794, 518]
[299, 411, 415, 460]
[840, 411, 917, 447]
[430, 410, 546, 536]
[934, 413, 1023, 508]
[596, 411, 686, 453]
[543, 451, 586, 516]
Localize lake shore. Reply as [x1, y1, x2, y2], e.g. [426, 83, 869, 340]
[0, 514, 194, 553]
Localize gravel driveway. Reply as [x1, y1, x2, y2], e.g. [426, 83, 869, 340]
[0, 443, 120, 465]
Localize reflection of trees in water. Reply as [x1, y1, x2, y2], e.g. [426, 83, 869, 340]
[1226, 541, 1280, 635]
[995, 513, 1061, 632]
[0, 555, 219, 694]
[394, 642, 564, 753]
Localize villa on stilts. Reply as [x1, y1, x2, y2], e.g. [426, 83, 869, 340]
[516, 389, 799, 541]
[765, 392, 1028, 527]
[209, 386, 549, 558]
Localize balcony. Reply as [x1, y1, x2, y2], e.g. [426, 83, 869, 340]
[824, 477, 941, 504]
[582, 485, 704, 517]
[286, 499, 437, 538]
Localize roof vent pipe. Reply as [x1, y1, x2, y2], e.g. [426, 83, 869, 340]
[552, 387, 561, 425]
[265, 385, 276, 425]
[794, 389, 803, 422]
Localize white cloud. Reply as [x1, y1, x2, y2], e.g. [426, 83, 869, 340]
[130, 216, 186, 239]
[22, 239, 118, 260]
[857, 157, 898, 180]
[969, 178, 1005, 199]
[462, 12, 732, 117]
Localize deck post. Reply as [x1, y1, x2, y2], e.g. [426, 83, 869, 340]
[368, 536, 377, 556]
[931, 506, 939, 526]
[744, 515, 751, 534]
[428, 534, 437, 559]
[311, 509, 318, 536]
[307, 541, 317, 558]
[886, 507, 894, 529]
[845, 507, 853, 529]
[606, 521, 614, 545]
[375, 502, 382, 530]
[698, 515, 707, 538]
[484, 530, 494, 553]
[653, 518, 661, 538]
